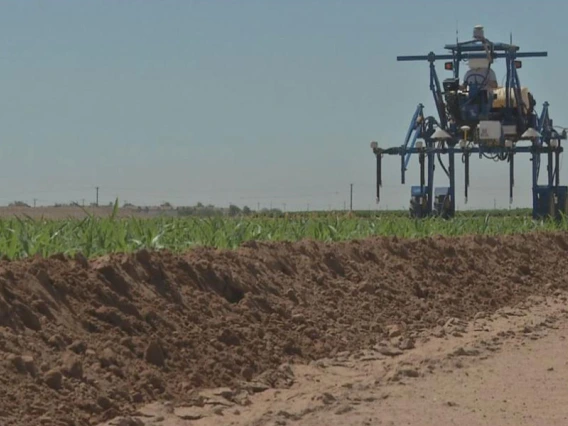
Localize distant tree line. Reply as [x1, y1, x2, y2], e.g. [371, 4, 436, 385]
[176, 202, 283, 217]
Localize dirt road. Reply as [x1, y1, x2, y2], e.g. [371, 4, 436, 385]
[101, 293, 568, 425]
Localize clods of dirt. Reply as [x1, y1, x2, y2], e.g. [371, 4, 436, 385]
[0, 232, 567, 425]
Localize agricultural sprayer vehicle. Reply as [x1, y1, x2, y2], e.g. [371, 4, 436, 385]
[370, 25, 567, 219]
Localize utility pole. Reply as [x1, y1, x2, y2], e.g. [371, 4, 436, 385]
[96, 186, 99, 207]
[33, 198, 37, 208]
[350, 183, 354, 211]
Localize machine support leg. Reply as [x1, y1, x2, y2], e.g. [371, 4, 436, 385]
[401, 154, 405, 184]
[419, 151, 425, 194]
[464, 152, 470, 204]
[548, 151, 554, 186]
[555, 149, 560, 187]
[448, 147, 456, 217]
[427, 148, 435, 215]
[509, 152, 514, 204]
[531, 150, 539, 219]
[376, 154, 382, 203]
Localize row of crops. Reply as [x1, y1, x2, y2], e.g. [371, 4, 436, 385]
[0, 203, 566, 259]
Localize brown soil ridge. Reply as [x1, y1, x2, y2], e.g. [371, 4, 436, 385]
[1, 232, 567, 425]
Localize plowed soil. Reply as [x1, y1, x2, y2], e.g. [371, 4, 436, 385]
[1, 232, 568, 425]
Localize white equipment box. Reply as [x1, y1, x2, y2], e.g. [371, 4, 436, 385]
[478, 120, 502, 141]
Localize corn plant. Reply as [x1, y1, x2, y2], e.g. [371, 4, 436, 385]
[0, 208, 565, 260]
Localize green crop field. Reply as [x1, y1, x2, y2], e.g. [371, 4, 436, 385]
[0, 201, 565, 260]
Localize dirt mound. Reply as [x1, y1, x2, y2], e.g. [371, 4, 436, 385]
[1, 232, 568, 425]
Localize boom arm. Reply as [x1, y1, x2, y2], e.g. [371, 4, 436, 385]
[397, 51, 548, 62]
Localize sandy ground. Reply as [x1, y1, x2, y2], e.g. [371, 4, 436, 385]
[101, 293, 568, 425]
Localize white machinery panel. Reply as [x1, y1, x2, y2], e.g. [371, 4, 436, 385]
[478, 120, 501, 140]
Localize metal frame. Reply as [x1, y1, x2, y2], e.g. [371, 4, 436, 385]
[371, 28, 567, 219]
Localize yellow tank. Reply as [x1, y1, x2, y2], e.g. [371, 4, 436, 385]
[492, 87, 531, 109]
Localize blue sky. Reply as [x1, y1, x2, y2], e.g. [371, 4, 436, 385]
[0, 0, 566, 210]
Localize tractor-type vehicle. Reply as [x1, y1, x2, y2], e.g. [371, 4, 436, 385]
[370, 25, 567, 219]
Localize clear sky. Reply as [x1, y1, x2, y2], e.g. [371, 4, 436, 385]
[0, 0, 567, 211]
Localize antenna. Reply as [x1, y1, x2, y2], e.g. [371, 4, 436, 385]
[456, 20, 459, 45]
